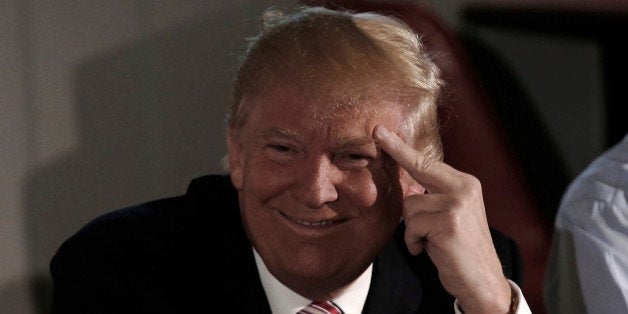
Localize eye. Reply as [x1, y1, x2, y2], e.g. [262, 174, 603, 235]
[335, 152, 373, 170]
[265, 144, 300, 164]
[347, 153, 370, 161]
[268, 144, 291, 152]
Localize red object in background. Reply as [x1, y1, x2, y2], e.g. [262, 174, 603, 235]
[302, 1, 553, 313]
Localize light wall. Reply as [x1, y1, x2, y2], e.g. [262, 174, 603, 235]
[1, 1, 298, 312]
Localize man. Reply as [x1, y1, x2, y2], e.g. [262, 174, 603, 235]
[50, 6, 530, 313]
[544, 133, 628, 314]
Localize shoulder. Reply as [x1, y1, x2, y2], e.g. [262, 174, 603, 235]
[556, 139, 628, 228]
[52, 174, 239, 263]
[49, 174, 247, 312]
[563, 135, 628, 202]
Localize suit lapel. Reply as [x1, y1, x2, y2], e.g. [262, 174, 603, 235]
[363, 234, 422, 314]
[226, 244, 272, 313]
[208, 176, 272, 313]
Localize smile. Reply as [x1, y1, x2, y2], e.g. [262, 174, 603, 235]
[281, 212, 345, 226]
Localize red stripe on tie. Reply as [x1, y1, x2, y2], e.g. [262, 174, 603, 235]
[297, 301, 343, 314]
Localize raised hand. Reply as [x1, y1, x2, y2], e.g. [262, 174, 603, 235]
[373, 125, 512, 313]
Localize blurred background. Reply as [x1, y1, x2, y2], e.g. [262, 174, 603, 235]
[1, 0, 626, 313]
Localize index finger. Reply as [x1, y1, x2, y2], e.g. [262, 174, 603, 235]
[373, 125, 458, 192]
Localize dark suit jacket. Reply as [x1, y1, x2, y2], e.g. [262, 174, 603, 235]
[50, 174, 524, 313]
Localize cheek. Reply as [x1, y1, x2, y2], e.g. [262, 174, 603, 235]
[241, 153, 294, 202]
[343, 172, 379, 207]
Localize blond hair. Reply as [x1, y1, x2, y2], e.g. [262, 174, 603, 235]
[227, 6, 443, 160]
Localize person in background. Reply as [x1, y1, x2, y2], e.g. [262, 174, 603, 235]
[50, 5, 531, 313]
[544, 133, 628, 314]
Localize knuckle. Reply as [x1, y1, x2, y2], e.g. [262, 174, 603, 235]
[463, 174, 483, 199]
[448, 196, 466, 211]
[458, 173, 481, 191]
[466, 174, 482, 189]
[442, 209, 462, 233]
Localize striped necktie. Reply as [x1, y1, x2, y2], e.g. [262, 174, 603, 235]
[297, 300, 344, 314]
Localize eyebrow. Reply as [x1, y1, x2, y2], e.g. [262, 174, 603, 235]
[259, 127, 303, 142]
[258, 127, 378, 150]
[334, 135, 380, 152]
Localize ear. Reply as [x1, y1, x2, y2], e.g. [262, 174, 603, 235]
[227, 128, 244, 190]
[400, 169, 425, 197]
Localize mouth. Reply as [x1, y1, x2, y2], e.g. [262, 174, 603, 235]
[280, 212, 346, 227]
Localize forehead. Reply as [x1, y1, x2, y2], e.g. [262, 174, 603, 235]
[242, 89, 405, 139]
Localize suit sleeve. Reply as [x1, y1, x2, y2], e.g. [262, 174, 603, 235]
[490, 228, 524, 284]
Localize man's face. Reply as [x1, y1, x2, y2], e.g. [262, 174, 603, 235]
[227, 88, 422, 295]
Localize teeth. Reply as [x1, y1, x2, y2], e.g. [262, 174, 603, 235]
[290, 216, 334, 226]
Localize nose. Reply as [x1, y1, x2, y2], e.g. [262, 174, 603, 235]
[293, 156, 341, 208]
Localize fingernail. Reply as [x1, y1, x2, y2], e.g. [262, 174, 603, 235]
[375, 126, 389, 139]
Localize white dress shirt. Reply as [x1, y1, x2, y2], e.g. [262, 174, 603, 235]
[254, 249, 371, 314]
[254, 248, 530, 313]
[545, 134, 628, 314]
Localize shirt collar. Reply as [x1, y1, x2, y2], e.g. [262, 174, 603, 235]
[253, 248, 372, 314]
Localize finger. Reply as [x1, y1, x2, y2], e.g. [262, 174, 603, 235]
[373, 125, 458, 192]
[403, 209, 445, 256]
[405, 233, 425, 256]
[403, 193, 449, 216]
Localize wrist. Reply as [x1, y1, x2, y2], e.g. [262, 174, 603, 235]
[457, 279, 514, 313]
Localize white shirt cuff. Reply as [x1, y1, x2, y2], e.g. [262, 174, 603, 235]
[453, 279, 532, 313]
